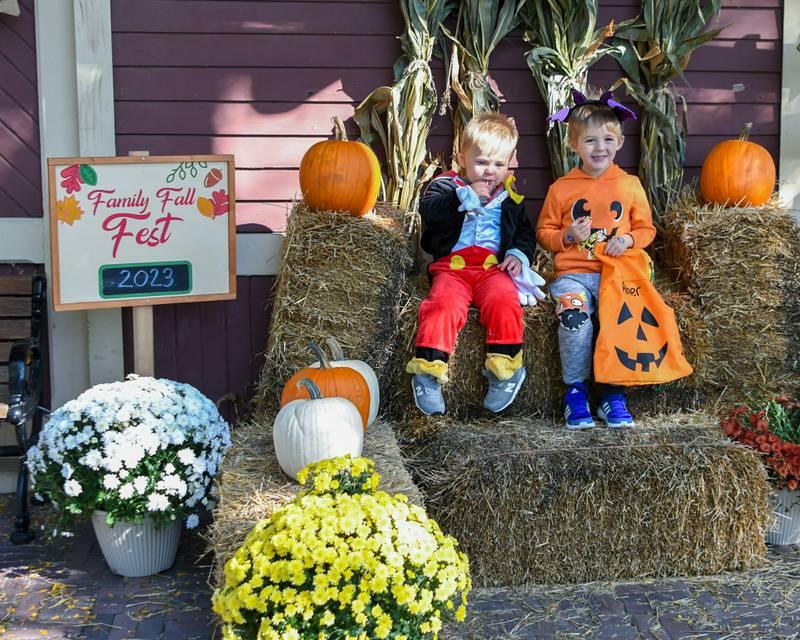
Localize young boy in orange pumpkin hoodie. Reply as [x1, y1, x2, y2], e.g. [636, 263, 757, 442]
[537, 90, 655, 429]
[406, 112, 545, 416]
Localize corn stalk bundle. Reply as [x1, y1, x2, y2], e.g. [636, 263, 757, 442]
[610, 0, 722, 222]
[443, 0, 524, 163]
[354, 0, 455, 215]
[520, 0, 616, 179]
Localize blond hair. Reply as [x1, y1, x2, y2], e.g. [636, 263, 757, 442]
[460, 112, 518, 160]
[567, 103, 623, 146]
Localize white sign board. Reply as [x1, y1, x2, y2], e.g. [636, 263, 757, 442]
[47, 155, 236, 311]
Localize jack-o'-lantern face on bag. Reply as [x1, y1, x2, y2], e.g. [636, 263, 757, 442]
[593, 249, 693, 386]
[613, 295, 668, 372]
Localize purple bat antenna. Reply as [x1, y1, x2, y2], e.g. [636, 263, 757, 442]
[547, 89, 636, 123]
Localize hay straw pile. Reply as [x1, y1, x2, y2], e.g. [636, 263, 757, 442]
[255, 202, 414, 417]
[661, 190, 800, 402]
[387, 267, 708, 440]
[385, 275, 562, 440]
[408, 413, 771, 587]
[207, 418, 424, 587]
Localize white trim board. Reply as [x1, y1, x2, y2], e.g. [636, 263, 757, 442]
[0, 218, 44, 263]
[781, 2, 800, 220]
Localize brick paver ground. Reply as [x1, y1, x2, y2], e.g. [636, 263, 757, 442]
[1, 495, 798, 639]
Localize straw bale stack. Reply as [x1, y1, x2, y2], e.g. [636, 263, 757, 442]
[408, 413, 770, 587]
[387, 269, 707, 439]
[385, 274, 562, 440]
[255, 202, 414, 418]
[661, 190, 800, 401]
[208, 418, 424, 587]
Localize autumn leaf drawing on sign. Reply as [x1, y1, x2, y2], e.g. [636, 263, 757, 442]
[56, 196, 84, 225]
[197, 189, 229, 219]
[60, 164, 97, 193]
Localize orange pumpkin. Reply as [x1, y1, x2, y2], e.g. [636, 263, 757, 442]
[700, 123, 776, 207]
[299, 116, 381, 217]
[280, 342, 371, 430]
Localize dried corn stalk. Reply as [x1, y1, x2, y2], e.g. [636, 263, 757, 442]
[443, 0, 524, 164]
[354, 0, 455, 215]
[610, 0, 722, 221]
[520, 0, 617, 179]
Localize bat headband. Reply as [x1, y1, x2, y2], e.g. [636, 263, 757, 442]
[547, 89, 637, 123]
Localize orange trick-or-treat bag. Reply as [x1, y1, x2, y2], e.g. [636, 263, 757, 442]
[593, 247, 693, 386]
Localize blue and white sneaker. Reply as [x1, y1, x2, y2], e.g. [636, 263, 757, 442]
[597, 392, 635, 428]
[564, 382, 595, 429]
[483, 367, 526, 413]
[412, 374, 445, 416]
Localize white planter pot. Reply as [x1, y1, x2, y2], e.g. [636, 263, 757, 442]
[91, 510, 182, 577]
[766, 488, 800, 546]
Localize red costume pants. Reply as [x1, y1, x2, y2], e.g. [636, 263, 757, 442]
[416, 246, 523, 354]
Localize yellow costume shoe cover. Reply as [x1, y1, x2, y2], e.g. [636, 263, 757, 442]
[485, 350, 523, 381]
[405, 358, 449, 384]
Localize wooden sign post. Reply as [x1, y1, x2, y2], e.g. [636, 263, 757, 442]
[47, 154, 237, 376]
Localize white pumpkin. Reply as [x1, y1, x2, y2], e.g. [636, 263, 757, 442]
[273, 378, 364, 481]
[308, 337, 380, 426]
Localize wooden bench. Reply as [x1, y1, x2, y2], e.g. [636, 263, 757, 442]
[0, 273, 46, 544]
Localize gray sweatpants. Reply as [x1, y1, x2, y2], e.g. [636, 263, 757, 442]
[549, 272, 601, 385]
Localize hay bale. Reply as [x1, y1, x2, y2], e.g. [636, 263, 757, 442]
[207, 418, 424, 587]
[661, 189, 800, 400]
[408, 413, 771, 586]
[387, 268, 708, 439]
[385, 275, 562, 440]
[255, 202, 414, 417]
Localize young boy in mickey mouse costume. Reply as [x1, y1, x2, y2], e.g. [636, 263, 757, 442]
[537, 90, 656, 429]
[407, 112, 546, 416]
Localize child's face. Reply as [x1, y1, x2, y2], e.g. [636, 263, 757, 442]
[570, 123, 623, 178]
[458, 143, 512, 192]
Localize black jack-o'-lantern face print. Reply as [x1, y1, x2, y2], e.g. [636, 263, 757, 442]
[571, 199, 623, 259]
[614, 298, 668, 371]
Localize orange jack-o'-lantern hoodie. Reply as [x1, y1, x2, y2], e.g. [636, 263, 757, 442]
[536, 164, 656, 277]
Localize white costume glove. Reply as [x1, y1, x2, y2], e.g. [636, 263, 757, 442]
[455, 185, 487, 216]
[510, 265, 547, 306]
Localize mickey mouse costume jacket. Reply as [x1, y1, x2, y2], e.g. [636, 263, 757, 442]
[537, 164, 656, 276]
[420, 171, 536, 265]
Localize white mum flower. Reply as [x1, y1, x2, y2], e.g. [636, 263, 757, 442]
[177, 448, 196, 465]
[103, 474, 120, 490]
[147, 493, 169, 511]
[64, 479, 83, 497]
[81, 450, 103, 470]
[133, 476, 149, 494]
[164, 463, 176, 474]
[118, 484, 135, 500]
[185, 514, 199, 529]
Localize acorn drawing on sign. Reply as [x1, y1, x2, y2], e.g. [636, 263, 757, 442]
[204, 168, 223, 188]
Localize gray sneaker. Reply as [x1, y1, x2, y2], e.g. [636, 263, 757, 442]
[483, 367, 526, 413]
[411, 374, 445, 416]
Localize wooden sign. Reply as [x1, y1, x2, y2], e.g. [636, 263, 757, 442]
[47, 155, 236, 311]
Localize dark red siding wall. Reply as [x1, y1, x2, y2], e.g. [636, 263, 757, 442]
[111, 0, 782, 403]
[0, 0, 41, 218]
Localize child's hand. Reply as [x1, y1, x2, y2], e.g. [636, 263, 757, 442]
[604, 233, 633, 257]
[565, 216, 592, 244]
[455, 185, 486, 215]
[498, 255, 523, 277]
[470, 180, 493, 204]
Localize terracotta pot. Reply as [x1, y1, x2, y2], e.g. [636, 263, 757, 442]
[91, 510, 181, 577]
